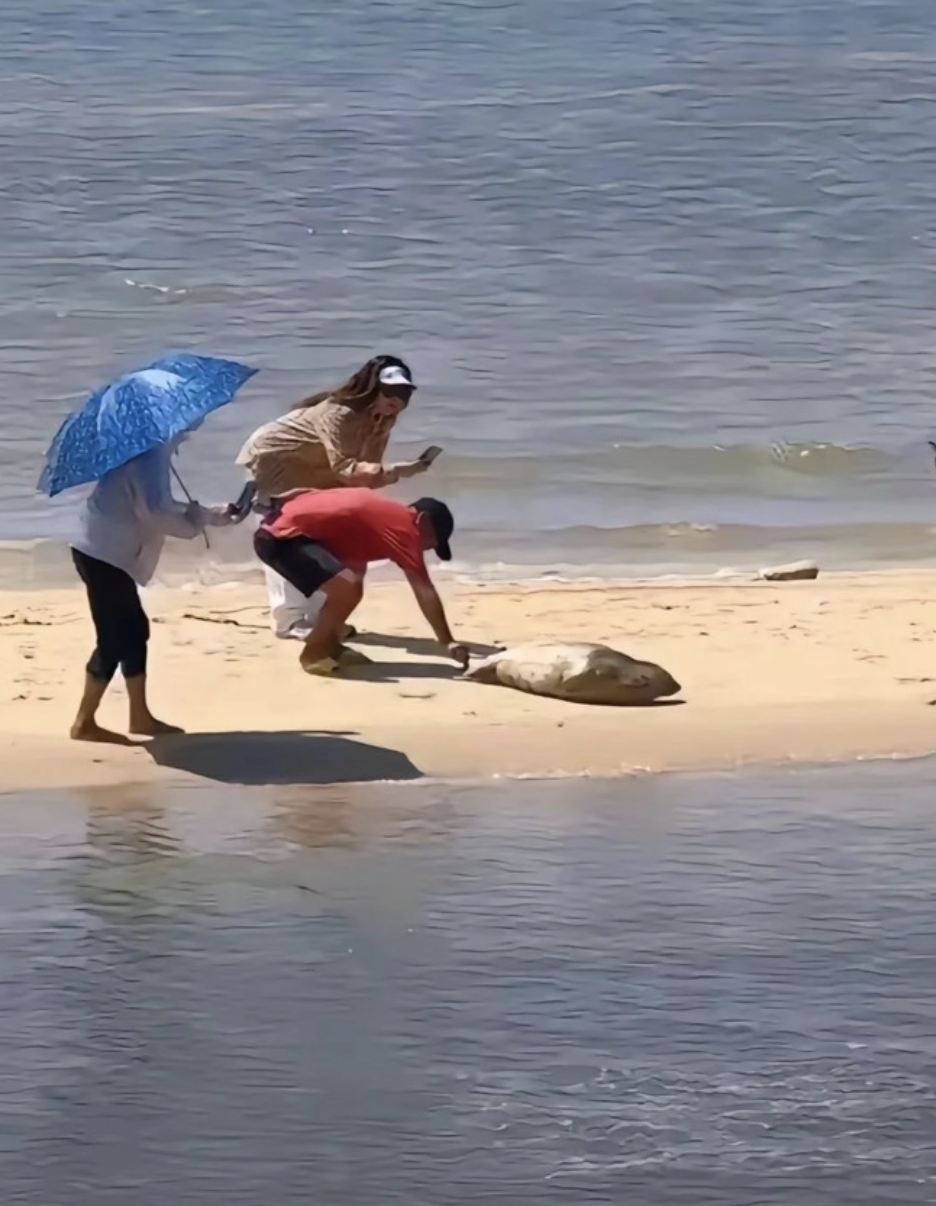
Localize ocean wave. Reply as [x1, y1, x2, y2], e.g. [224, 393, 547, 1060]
[418, 442, 929, 493]
[3, 515, 935, 593]
[461, 519, 936, 556]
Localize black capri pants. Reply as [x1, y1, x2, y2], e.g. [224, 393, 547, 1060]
[72, 549, 150, 683]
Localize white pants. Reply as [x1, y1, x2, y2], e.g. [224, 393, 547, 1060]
[264, 565, 325, 641]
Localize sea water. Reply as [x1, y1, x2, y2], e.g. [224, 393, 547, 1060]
[1, 760, 935, 1202]
[3, 0, 936, 585]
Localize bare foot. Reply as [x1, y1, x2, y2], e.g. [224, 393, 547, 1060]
[129, 717, 185, 737]
[70, 720, 132, 745]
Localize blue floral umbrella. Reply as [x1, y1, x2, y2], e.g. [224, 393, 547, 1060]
[38, 352, 258, 497]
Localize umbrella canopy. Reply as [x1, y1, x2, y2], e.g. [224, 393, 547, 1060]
[38, 352, 258, 497]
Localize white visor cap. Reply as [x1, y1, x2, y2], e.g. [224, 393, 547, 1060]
[379, 365, 416, 389]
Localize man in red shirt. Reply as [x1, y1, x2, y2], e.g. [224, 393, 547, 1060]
[254, 487, 469, 675]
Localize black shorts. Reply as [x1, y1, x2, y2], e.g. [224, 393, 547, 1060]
[254, 528, 345, 597]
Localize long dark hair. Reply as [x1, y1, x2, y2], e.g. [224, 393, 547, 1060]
[294, 354, 413, 413]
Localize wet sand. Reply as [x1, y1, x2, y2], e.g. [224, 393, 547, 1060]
[2, 571, 935, 791]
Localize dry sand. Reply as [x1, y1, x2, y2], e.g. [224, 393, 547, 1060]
[2, 571, 935, 792]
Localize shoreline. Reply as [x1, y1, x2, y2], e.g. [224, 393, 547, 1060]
[2, 570, 936, 792]
[4, 527, 936, 594]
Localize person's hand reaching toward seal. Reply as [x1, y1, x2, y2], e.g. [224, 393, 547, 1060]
[447, 642, 470, 670]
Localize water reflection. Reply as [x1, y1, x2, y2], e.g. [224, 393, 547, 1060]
[0, 763, 935, 1203]
[81, 784, 181, 862]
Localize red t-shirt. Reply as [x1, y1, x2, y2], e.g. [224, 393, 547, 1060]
[265, 488, 429, 579]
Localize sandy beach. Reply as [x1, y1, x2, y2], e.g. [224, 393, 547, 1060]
[1, 569, 935, 791]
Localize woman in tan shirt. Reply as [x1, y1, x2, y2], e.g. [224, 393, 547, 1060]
[237, 354, 438, 639]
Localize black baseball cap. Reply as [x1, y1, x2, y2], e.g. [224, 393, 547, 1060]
[412, 497, 454, 561]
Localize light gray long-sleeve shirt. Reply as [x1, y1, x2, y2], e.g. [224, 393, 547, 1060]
[70, 442, 226, 585]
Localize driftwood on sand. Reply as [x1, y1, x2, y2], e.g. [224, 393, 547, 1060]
[759, 560, 819, 582]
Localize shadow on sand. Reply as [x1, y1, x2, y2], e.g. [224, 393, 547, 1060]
[146, 730, 423, 786]
[354, 632, 502, 659]
[342, 659, 463, 683]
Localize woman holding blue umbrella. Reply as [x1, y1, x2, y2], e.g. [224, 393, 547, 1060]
[69, 435, 239, 741]
[39, 353, 257, 743]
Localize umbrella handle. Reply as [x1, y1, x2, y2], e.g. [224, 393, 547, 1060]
[171, 463, 210, 550]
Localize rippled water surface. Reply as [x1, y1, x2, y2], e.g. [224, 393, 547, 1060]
[3, 0, 936, 580]
[2, 761, 936, 1202]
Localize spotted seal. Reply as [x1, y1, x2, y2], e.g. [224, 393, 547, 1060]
[460, 641, 681, 706]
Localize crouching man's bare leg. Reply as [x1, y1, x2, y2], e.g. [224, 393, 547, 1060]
[299, 569, 365, 676]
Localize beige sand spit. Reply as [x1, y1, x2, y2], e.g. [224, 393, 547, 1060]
[2, 571, 935, 791]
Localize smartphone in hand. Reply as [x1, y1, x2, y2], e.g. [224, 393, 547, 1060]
[419, 445, 443, 466]
[227, 481, 258, 524]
